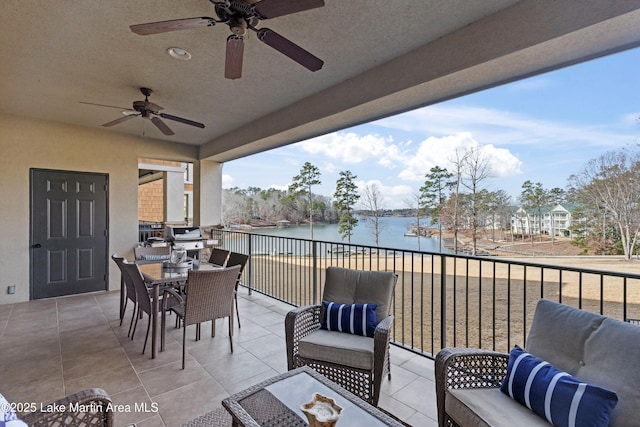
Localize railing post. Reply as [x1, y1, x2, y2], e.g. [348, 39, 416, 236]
[312, 240, 318, 305]
[247, 233, 252, 295]
[440, 254, 447, 351]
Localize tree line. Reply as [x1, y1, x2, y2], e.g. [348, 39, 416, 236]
[222, 147, 640, 260]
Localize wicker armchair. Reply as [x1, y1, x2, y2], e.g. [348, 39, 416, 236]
[161, 265, 242, 369]
[435, 299, 640, 427]
[22, 388, 113, 427]
[435, 348, 509, 427]
[285, 266, 397, 406]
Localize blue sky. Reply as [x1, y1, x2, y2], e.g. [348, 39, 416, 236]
[222, 47, 639, 209]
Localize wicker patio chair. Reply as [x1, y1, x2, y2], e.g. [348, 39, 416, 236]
[21, 388, 113, 427]
[226, 251, 249, 328]
[285, 266, 397, 406]
[208, 247, 230, 267]
[161, 265, 242, 369]
[121, 260, 161, 354]
[112, 254, 141, 338]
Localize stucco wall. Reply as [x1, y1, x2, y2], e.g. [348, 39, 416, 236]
[0, 113, 197, 304]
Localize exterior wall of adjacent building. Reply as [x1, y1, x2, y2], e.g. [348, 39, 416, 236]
[0, 113, 198, 304]
[511, 204, 575, 237]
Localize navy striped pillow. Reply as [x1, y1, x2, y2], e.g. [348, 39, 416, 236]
[500, 346, 618, 427]
[320, 301, 377, 337]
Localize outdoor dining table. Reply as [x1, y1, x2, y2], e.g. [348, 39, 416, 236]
[136, 260, 219, 359]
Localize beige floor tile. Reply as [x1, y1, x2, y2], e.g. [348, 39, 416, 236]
[139, 359, 210, 398]
[64, 364, 143, 397]
[63, 347, 131, 381]
[110, 386, 157, 427]
[1, 290, 434, 425]
[153, 378, 228, 427]
[202, 351, 273, 386]
[60, 324, 121, 358]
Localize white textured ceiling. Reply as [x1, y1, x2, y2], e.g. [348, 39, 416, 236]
[2, 0, 640, 162]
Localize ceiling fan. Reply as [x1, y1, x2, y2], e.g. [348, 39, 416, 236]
[80, 87, 205, 136]
[129, 0, 325, 79]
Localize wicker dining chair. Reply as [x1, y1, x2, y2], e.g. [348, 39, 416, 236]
[208, 247, 230, 267]
[226, 251, 249, 328]
[161, 265, 242, 369]
[111, 253, 139, 338]
[285, 266, 397, 406]
[121, 261, 159, 354]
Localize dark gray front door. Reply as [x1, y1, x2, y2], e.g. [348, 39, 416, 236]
[30, 169, 108, 299]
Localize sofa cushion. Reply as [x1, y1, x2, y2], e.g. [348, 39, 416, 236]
[578, 318, 640, 427]
[446, 388, 550, 427]
[320, 301, 377, 337]
[526, 299, 605, 375]
[500, 345, 617, 427]
[525, 299, 640, 427]
[298, 329, 374, 370]
[322, 267, 395, 324]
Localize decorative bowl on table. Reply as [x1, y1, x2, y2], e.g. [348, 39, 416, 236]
[300, 393, 343, 427]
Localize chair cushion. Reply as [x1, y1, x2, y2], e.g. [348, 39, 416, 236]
[500, 346, 618, 427]
[320, 301, 377, 337]
[322, 267, 395, 324]
[446, 388, 551, 427]
[298, 329, 374, 370]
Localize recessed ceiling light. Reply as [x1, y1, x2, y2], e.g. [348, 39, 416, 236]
[168, 47, 192, 61]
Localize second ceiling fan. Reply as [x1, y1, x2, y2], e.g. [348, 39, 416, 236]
[130, 0, 325, 80]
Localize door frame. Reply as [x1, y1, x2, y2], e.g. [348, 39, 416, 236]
[29, 168, 110, 300]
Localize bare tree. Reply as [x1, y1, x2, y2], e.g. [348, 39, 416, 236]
[360, 182, 385, 246]
[460, 146, 493, 255]
[568, 149, 640, 260]
[404, 193, 424, 251]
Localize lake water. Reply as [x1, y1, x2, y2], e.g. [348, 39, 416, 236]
[247, 216, 450, 253]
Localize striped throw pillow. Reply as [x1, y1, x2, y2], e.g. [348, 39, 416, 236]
[320, 301, 377, 337]
[500, 346, 618, 427]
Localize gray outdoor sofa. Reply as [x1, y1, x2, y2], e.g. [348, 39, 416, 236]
[435, 299, 640, 427]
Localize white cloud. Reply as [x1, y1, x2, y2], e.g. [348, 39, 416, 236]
[296, 132, 404, 167]
[374, 105, 634, 149]
[356, 179, 413, 209]
[395, 132, 522, 182]
[222, 174, 234, 189]
[269, 184, 289, 191]
[506, 78, 553, 92]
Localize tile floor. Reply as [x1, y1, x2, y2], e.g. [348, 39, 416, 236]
[0, 288, 438, 427]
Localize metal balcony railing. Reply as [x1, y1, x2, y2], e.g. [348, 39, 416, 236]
[212, 229, 640, 359]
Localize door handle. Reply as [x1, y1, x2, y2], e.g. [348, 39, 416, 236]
[32, 243, 42, 248]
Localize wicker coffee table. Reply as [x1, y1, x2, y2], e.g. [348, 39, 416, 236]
[222, 366, 405, 426]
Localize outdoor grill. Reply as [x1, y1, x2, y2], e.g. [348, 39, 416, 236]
[164, 226, 204, 260]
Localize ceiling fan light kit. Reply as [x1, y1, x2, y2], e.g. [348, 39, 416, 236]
[83, 1, 325, 136]
[130, 0, 325, 80]
[81, 87, 205, 136]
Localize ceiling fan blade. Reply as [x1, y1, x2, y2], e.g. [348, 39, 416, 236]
[257, 28, 323, 71]
[159, 113, 205, 129]
[254, 0, 324, 19]
[130, 17, 215, 35]
[102, 114, 138, 127]
[80, 101, 132, 111]
[151, 117, 175, 136]
[225, 35, 244, 80]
